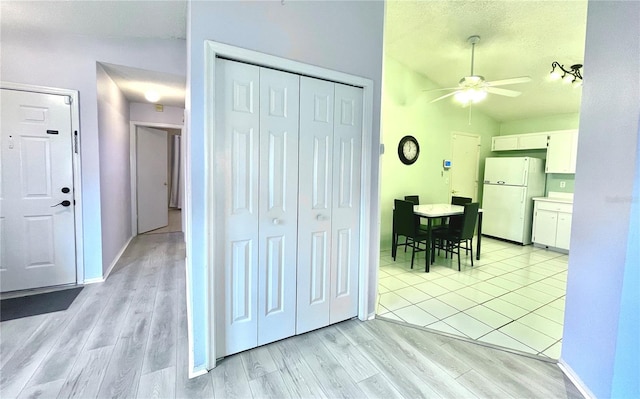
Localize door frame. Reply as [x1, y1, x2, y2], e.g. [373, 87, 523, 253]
[449, 131, 481, 201]
[0, 81, 84, 285]
[129, 121, 184, 236]
[202, 41, 375, 371]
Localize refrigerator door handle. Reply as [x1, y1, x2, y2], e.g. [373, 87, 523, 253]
[521, 189, 525, 203]
[523, 169, 527, 185]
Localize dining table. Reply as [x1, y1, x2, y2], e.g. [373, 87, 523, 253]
[391, 203, 483, 272]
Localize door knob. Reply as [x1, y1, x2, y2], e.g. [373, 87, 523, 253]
[316, 214, 328, 221]
[61, 187, 70, 193]
[51, 200, 71, 207]
[272, 218, 281, 225]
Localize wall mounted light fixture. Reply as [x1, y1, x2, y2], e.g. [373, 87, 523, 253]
[549, 62, 583, 87]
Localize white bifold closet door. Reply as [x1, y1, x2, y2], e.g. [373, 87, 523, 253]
[296, 77, 362, 334]
[215, 58, 362, 357]
[216, 59, 300, 356]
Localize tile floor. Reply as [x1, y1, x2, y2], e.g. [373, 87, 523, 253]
[377, 236, 568, 359]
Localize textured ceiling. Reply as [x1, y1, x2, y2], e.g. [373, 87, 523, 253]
[385, 0, 588, 121]
[2, 1, 587, 121]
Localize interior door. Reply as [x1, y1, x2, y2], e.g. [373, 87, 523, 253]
[297, 76, 334, 334]
[0, 89, 76, 292]
[137, 126, 168, 233]
[450, 132, 480, 201]
[257, 67, 299, 346]
[329, 83, 362, 324]
[216, 59, 261, 356]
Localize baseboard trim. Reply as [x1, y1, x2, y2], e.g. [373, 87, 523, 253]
[189, 365, 208, 379]
[558, 359, 596, 399]
[85, 236, 133, 285]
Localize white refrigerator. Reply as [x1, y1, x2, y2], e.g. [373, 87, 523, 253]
[482, 157, 546, 244]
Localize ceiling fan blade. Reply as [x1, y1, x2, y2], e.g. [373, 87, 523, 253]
[485, 87, 522, 97]
[423, 87, 459, 92]
[485, 76, 532, 86]
[428, 91, 459, 103]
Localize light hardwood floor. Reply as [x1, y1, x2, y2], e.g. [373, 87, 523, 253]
[1, 232, 584, 398]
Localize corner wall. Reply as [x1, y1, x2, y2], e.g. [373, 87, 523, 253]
[96, 64, 132, 274]
[188, 1, 384, 371]
[561, 2, 640, 397]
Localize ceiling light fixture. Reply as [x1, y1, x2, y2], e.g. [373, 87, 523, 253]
[145, 90, 160, 103]
[549, 62, 583, 87]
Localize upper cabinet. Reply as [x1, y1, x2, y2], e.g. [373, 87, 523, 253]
[491, 129, 579, 174]
[545, 130, 579, 174]
[491, 132, 547, 151]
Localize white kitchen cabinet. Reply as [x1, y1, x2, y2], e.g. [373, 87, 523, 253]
[491, 132, 548, 151]
[532, 199, 573, 251]
[545, 130, 579, 174]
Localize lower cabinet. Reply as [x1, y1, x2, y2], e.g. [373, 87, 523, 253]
[532, 200, 573, 251]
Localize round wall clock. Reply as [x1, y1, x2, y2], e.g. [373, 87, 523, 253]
[398, 135, 420, 165]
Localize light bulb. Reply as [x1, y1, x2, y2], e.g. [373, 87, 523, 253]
[549, 70, 562, 80]
[563, 74, 574, 84]
[454, 91, 471, 104]
[572, 79, 582, 88]
[145, 90, 160, 103]
[470, 89, 487, 103]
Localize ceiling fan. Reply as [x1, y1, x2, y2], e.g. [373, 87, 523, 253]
[427, 35, 531, 105]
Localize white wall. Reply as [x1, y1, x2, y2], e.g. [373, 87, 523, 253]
[130, 102, 184, 125]
[187, 0, 384, 371]
[96, 64, 132, 273]
[0, 27, 186, 280]
[562, 2, 640, 398]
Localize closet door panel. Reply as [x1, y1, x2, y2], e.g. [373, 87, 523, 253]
[330, 83, 362, 324]
[216, 59, 261, 355]
[296, 76, 334, 334]
[258, 67, 300, 345]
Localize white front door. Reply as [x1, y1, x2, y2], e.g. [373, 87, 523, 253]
[0, 89, 76, 292]
[450, 132, 480, 201]
[137, 126, 168, 233]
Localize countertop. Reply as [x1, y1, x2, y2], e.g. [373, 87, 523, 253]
[532, 196, 573, 204]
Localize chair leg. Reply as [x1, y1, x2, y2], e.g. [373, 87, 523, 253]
[457, 243, 461, 271]
[470, 240, 474, 267]
[393, 235, 398, 261]
[410, 241, 415, 269]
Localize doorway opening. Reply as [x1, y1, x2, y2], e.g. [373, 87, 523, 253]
[130, 122, 184, 236]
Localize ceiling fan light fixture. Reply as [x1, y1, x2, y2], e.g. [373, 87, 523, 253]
[454, 88, 487, 105]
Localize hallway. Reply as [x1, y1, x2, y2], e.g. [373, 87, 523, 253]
[1, 233, 583, 398]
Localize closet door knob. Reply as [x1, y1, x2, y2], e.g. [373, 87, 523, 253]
[272, 218, 281, 225]
[316, 214, 328, 221]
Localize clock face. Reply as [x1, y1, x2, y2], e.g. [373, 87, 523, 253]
[398, 135, 420, 165]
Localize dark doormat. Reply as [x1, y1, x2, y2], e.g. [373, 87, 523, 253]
[1, 287, 83, 322]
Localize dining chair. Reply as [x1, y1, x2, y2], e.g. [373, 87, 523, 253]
[404, 195, 430, 232]
[404, 195, 419, 205]
[394, 199, 429, 269]
[431, 202, 479, 271]
[447, 196, 473, 230]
